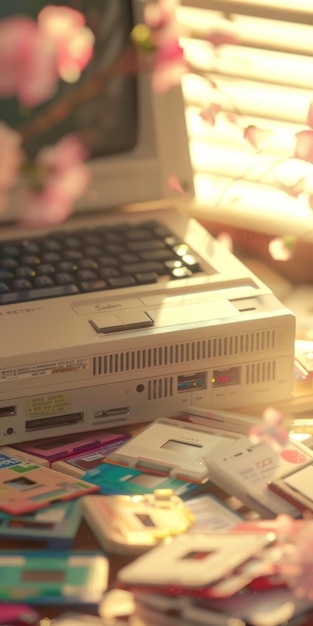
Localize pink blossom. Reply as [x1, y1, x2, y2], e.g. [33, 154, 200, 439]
[248, 406, 289, 451]
[268, 236, 294, 261]
[199, 103, 221, 126]
[307, 101, 313, 128]
[20, 135, 90, 227]
[0, 123, 24, 214]
[206, 30, 239, 49]
[152, 37, 188, 92]
[144, 0, 177, 31]
[167, 175, 186, 195]
[38, 6, 94, 81]
[294, 130, 313, 163]
[217, 232, 233, 252]
[0, 17, 57, 106]
[244, 125, 274, 150]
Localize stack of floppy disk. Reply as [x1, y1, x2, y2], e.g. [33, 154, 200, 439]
[1, 410, 313, 625]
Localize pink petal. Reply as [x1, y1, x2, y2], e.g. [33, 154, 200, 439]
[295, 130, 313, 163]
[199, 103, 221, 126]
[268, 237, 293, 261]
[307, 101, 313, 128]
[263, 406, 285, 427]
[167, 175, 186, 195]
[216, 232, 233, 252]
[206, 30, 239, 49]
[244, 125, 274, 149]
[248, 423, 266, 445]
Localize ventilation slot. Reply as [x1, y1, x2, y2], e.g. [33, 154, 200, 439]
[92, 330, 277, 376]
[148, 377, 174, 401]
[245, 361, 276, 385]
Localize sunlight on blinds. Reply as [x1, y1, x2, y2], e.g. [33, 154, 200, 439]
[177, 2, 313, 240]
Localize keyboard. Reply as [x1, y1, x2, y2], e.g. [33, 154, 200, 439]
[0, 220, 204, 305]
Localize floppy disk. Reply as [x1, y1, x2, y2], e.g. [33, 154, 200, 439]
[106, 417, 238, 483]
[14, 430, 130, 465]
[205, 436, 313, 517]
[0, 446, 49, 467]
[0, 603, 39, 626]
[82, 489, 194, 555]
[186, 494, 242, 534]
[82, 460, 209, 499]
[268, 461, 313, 513]
[0, 452, 99, 514]
[51, 437, 130, 477]
[0, 499, 82, 549]
[117, 532, 275, 598]
[0, 551, 108, 605]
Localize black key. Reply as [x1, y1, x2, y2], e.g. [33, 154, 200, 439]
[2, 244, 19, 256]
[20, 255, 41, 266]
[118, 253, 140, 263]
[135, 272, 158, 284]
[41, 252, 62, 263]
[83, 246, 102, 258]
[126, 240, 165, 252]
[76, 259, 98, 270]
[99, 267, 120, 278]
[21, 240, 41, 254]
[0, 269, 14, 280]
[80, 280, 107, 292]
[43, 239, 62, 252]
[0, 284, 79, 305]
[55, 272, 75, 285]
[107, 275, 137, 288]
[140, 249, 175, 262]
[98, 256, 119, 267]
[36, 264, 56, 275]
[77, 270, 98, 281]
[63, 250, 83, 260]
[15, 267, 35, 278]
[58, 261, 76, 272]
[121, 261, 165, 275]
[33, 276, 55, 288]
[125, 228, 151, 240]
[0, 258, 18, 269]
[0, 281, 9, 293]
[13, 279, 33, 290]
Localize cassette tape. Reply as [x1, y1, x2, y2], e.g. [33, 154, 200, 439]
[0, 452, 99, 514]
[106, 417, 237, 483]
[14, 430, 130, 465]
[51, 437, 130, 477]
[117, 531, 275, 597]
[82, 489, 194, 555]
[82, 460, 210, 499]
[0, 551, 108, 606]
[0, 499, 82, 549]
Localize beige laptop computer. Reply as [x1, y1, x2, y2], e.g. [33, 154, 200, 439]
[0, 0, 295, 444]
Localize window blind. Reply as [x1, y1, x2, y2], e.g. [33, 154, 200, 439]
[177, 0, 313, 241]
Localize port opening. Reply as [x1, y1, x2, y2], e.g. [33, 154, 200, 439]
[26, 412, 84, 431]
[177, 372, 207, 393]
[0, 406, 16, 418]
[94, 407, 130, 419]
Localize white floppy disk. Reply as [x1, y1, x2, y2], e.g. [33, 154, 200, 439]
[106, 417, 239, 483]
[117, 532, 274, 593]
[82, 489, 194, 554]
